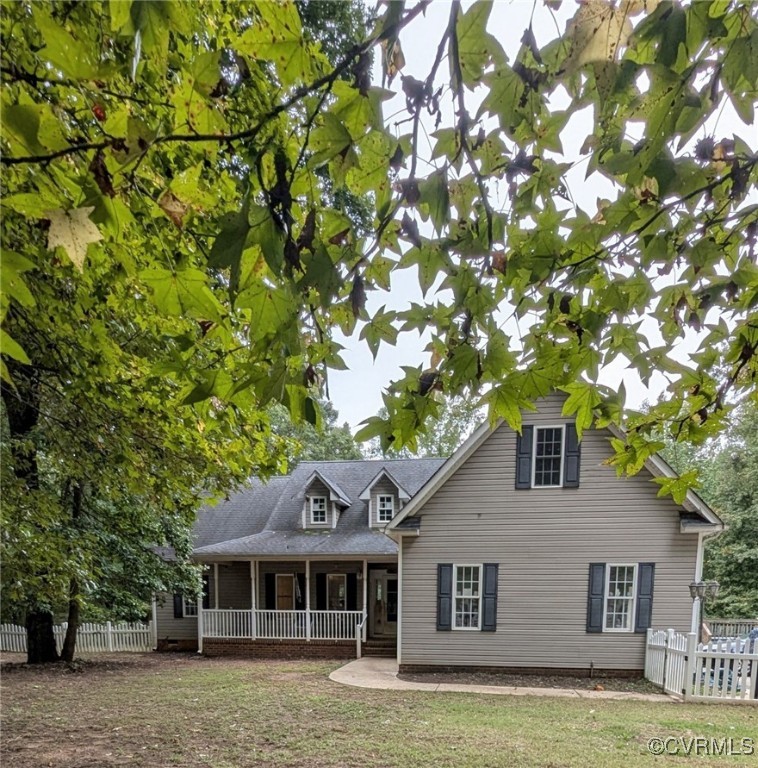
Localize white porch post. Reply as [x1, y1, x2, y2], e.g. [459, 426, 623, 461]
[197, 595, 204, 654]
[362, 559, 368, 643]
[150, 595, 158, 651]
[305, 560, 311, 641]
[250, 560, 257, 640]
[213, 563, 219, 609]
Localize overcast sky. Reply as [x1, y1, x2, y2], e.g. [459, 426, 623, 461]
[326, 0, 751, 431]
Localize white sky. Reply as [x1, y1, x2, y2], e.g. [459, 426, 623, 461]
[327, 0, 752, 430]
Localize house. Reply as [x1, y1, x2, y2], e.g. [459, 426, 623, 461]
[154, 394, 723, 673]
[153, 458, 445, 656]
[386, 394, 724, 673]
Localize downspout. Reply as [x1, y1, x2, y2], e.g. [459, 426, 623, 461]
[397, 538, 403, 667]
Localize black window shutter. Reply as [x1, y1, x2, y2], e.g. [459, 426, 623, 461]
[634, 563, 655, 633]
[173, 593, 183, 618]
[202, 575, 210, 610]
[264, 573, 276, 610]
[437, 564, 453, 631]
[563, 423, 581, 488]
[296, 573, 306, 611]
[586, 563, 606, 633]
[316, 573, 327, 610]
[346, 574, 358, 611]
[516, 426, 534, 489]
[481, 563, 498, 632]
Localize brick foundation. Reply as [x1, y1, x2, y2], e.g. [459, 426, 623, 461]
[203, 638, 355, 660]
[398, 663, 642, 678]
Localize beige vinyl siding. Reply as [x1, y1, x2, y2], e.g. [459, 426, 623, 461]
[154, 592, 197, 641]
[214, 561, 252, 609]
[400, 395, 698, 671]
[371, 477, 400, 527]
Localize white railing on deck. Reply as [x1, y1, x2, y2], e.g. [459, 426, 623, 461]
[708, 619, 758, 638]
[646, 628, 758, 703]
[0, 621, 153, 654]
[202, 609, 363, 641]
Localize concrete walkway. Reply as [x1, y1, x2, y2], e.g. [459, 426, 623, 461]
[329, 657, 674, 702]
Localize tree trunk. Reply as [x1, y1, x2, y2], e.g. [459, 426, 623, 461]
[26, 610, 60, 664]
[60, 482, 83, 662]
[60, 579, 80, 662]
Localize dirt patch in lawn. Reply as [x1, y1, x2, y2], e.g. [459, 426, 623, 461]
[398, 669, 662, 693]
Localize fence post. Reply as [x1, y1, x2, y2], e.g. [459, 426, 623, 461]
[683, 631, 697, 701]
[106, 621, 113, 652]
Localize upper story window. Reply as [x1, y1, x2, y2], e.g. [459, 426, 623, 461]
[532, 426, 564, 487]
[517, 423, 580, 490]
[377, 495, 395, 523]
[310, 496, 327, 524]
[603, 564, 637, 632]
[453, 565, 481, 630]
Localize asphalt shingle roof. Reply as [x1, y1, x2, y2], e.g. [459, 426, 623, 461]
[192, 458, 445, 558]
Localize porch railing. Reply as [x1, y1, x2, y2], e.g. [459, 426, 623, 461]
[202, 609, 364, 641]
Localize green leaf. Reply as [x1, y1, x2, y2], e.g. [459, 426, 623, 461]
[110, 0, 132, 31]
[0, 329, 31, 365]
[140, 268, 225, 324]
[32, 6, 100, 80]
[419, 170, 450, 234]
[481, 384, 523, 432]
[360, 306, 398, 359]
[560, 382, 602, 438]
[455, 1, 497, 88]
[236, 283, 296, 341]
[209, 197, 251, 297]
[308, 113, 352, 169]
[653, 470, 699, 506]
[239, 0, 312, 85]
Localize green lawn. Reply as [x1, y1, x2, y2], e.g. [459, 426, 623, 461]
[1, 654, 757, 767]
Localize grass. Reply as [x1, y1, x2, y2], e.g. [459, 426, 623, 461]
[1, 653, 757, 767]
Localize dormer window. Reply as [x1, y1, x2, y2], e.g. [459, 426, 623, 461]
[377, 495, 395, 523]
[310, 496, 327, 524]
[533, 426, 564, 487]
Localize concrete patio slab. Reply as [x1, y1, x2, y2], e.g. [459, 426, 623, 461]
[329, 657, 675, 702]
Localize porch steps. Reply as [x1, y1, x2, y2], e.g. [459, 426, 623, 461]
[361, 639, 397, 658]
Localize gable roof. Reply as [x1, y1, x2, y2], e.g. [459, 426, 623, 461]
[192, 458, 446, 557]
[303, 469, 351, 506]
[387, 418, 723, 533]
[358, 467, 411, 501]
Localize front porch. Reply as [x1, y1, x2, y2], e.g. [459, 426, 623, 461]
[196, 558, 397, 657]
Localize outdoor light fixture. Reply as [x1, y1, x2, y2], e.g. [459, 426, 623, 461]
[689, 580, 720, 600]
[689, 580, 720, 645]
[689, 581, 705, 600]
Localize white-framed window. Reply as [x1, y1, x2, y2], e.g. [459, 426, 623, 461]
[377, 494, 395, 523]
[310, 496, 327, 524]
[453, 564, 481, 630]
[532, 425, 564, 487]
[327, 573, 346, 611]
[183, 597, 197, 617]
[603, 564, 637, 632]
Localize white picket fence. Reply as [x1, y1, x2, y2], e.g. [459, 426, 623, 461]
[645, 628, 758, 703]
[0, 621, 154, 654]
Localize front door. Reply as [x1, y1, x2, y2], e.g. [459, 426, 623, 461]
[369, 570, 398, 638]
[276, 574, 294, 610]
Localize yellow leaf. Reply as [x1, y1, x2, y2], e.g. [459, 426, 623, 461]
[564, 0, 633, 71]
[46, 207, 103, 270]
